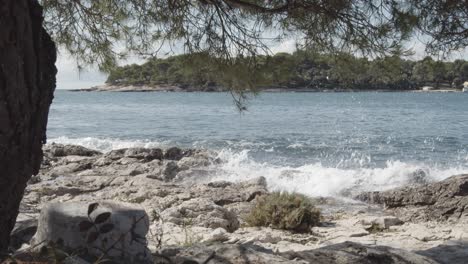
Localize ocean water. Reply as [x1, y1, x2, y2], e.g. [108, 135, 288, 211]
[48, 90, 468, 197]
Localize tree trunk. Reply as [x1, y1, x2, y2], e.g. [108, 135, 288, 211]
[0, 0, 56, 257]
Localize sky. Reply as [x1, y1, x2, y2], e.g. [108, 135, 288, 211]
[56, 40, 468, 90]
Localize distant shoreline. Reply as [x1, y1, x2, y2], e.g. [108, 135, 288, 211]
[69, 84, 465, 93]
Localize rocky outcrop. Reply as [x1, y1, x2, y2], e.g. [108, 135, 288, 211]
[356, 174, 468, 222]
[39, 144, 215, 182]
[12, 144, 468, 263]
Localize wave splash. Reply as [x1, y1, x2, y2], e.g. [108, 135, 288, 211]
[213, 149, 467, 197]
[49, 136, 468, 197]
[49, 136, 172, 153]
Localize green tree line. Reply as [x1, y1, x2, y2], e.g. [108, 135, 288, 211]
[107, 51, 468, 91]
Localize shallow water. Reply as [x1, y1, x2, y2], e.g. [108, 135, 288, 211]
[48, 90, 468, 197]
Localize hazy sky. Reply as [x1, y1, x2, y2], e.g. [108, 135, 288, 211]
[55, 40, 297, 90]
[56, 40, 468, 90]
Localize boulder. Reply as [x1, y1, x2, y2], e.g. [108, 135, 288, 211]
[31, 201, 152, 264]
[356, 174, 468, 222]
[44, 144, 101, 157]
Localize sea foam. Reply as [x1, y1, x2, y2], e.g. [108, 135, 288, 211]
[49, 136, 468, 197]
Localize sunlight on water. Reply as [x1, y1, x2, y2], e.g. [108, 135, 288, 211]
[48, 91, 468, 197]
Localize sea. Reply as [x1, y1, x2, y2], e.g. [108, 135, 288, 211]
[48, 90, 468, 197]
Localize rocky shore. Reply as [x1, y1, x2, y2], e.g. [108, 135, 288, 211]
[69, 84, 433, 93]
[69, 84, 227, 92]
[10, 144, 468, 263]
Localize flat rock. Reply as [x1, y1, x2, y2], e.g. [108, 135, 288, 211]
[284, 241, 438, 264]
[156, 242, 438, 264]
[156, 244, 297, 263]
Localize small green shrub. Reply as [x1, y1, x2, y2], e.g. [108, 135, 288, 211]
[246, 192, 321, 233]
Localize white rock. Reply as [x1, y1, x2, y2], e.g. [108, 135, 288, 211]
[31, 201, 152, 263]
[161, 198, 239, 232]
[177, 156, 210, 170]
[203, 228, 229, 242]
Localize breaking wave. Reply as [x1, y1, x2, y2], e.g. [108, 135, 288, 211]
[48, 136, 468, 198]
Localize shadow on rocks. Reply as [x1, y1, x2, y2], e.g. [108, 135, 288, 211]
[416, 241, 468, 264]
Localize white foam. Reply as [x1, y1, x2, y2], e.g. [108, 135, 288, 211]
[211, 149, 468, 197]
[48, 137, 468, 197]
[48, 136, 171, 153]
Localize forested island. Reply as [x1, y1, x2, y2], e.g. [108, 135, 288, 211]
[95, 51, 468, 92]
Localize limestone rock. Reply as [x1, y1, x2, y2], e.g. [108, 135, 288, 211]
[284, 241, 438, 264]
[156, 244, 297, 264]
[164, 147, 184, 160]
[356, 174, 468, 222]
[372, 216, 404, 229]
[207, 177, 268, 206]
[147, 161, 180, 181]
[157, 242, 438, 264]
[104, 149, 127, 160]
[177, 156, 210, 170]
[359, 216, 404, 229]
[124, 148, 163, 161]
[44, 143, 101, 157]
[161, 198, 240, 232]
[31, 201, 152, 263]
[202, 228, 229, 242]
[416, 241, 468, 264]
[49, 162, 92, 177]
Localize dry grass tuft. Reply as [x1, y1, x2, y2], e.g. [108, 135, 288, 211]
[246, 192, 320, 233]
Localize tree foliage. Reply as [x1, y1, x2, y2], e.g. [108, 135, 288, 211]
[40, 0, 468, 98]
[107, 51, 468, 90]
[40, 0, 467, 67]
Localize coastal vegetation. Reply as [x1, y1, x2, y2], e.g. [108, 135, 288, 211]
[1, 0, 467, 258]
[107, 52, 468, 91]
[246, 192, 321, 233]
